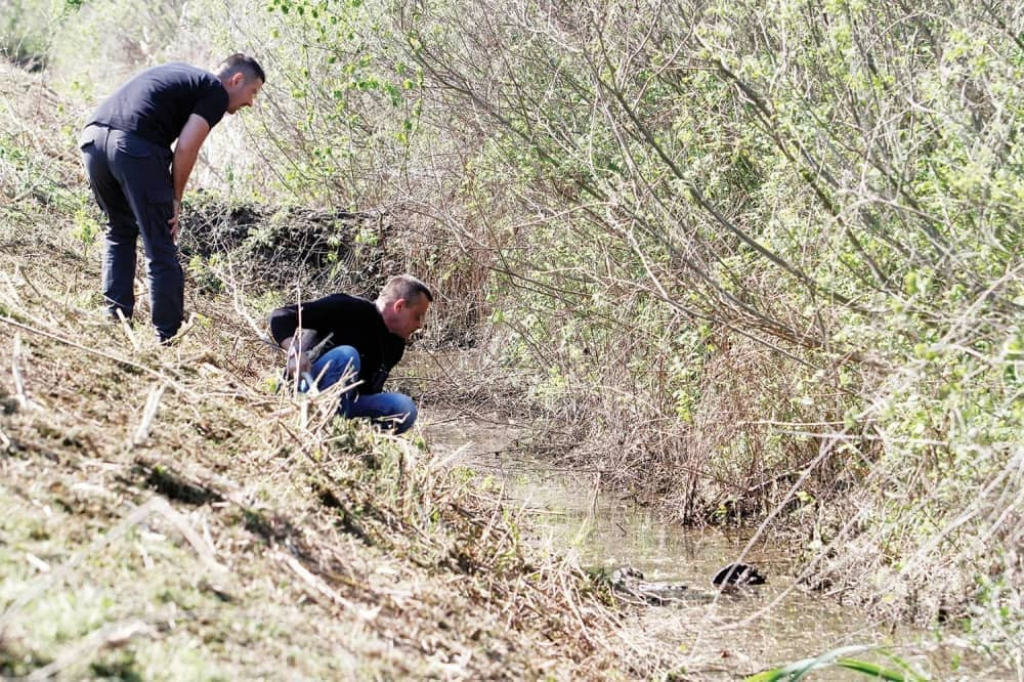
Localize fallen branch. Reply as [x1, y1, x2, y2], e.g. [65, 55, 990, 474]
[273, 549, 379, 622]
[131, 383, 166, 447]
[11, 333, 33, 410]
[26, 619, 153, 681]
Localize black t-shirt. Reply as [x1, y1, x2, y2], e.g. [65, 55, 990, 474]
[88, 63, 229, 148]
[269, 294, 406, 395]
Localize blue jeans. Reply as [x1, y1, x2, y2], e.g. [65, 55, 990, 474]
[309, 346, 417, 434]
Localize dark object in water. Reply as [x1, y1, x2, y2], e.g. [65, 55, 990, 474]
[712, 563, 767, 586]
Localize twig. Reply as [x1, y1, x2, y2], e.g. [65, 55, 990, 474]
[428, 442, 472, 472]
[116, 308, 139, 350]
[156, 500, 227, 575]
[24, 552, 50, 573]
[131, 383, 165, 447]
[273, 549, 379, 621]
[11, 333, 31, 410]
[26, 619, 152, 681]
[223, 256, 274, 345]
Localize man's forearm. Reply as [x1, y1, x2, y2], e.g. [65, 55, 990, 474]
[281, 332, 314, 378]
[281, 329, 319, 353]
[172, 113, 212, 202]
[172, 146, 200, 202]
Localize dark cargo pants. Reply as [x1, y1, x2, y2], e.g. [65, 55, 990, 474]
[79, 124, 183, 342]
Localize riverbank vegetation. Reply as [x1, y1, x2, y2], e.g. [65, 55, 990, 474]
[0, 63, 651, 677]
[2, 0, 1021, 676]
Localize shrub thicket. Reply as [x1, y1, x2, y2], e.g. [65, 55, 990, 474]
[3, 0, 1020, 665]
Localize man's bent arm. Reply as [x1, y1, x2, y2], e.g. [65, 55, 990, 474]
[269, 306, 313, 377]
[279, 332, 316, 378]
[279, 334, 312, 353]
[169, 113, 212, 239]
[269, 296, 349, 345]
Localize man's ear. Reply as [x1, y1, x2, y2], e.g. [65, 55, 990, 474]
[229, 72, 245, 88]
[393, 298, 407, 312]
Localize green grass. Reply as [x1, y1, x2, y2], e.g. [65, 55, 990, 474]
[746, 645, 927, 682]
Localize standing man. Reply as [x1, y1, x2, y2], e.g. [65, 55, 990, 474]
[79, 54, 264, 343]
[269, 275, 433, 434]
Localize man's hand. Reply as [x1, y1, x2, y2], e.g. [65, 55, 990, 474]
[285, 348, 312, 379]
[169, 199, 181, 243]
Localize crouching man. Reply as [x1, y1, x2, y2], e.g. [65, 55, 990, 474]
[269, 275, 432, 434]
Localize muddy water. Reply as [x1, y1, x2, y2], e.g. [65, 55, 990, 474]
[422, 412, 1011, 681]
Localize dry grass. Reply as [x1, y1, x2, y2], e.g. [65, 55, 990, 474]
[0, 62, 662, 681]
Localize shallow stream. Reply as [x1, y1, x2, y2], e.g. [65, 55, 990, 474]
[422, 411, 1011, 681]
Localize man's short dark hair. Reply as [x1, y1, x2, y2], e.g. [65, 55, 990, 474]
[217, 53, 266, 84]
[380, 275, 433, 305]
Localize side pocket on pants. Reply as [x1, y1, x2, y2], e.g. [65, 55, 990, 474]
[77, 125, 100, 150]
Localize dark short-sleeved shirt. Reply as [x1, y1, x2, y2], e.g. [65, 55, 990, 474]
[88, 63, 228, 148]
[268, 294, 406, 395]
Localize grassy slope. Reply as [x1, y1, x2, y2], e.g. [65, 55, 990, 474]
[0, 63, 644, 681]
